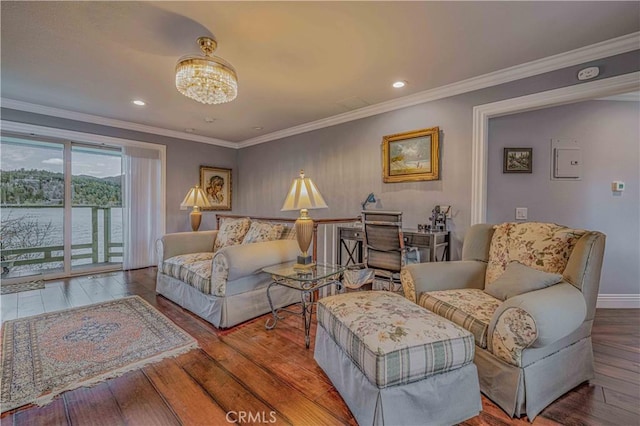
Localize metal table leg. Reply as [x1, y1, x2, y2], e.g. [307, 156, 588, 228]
[264, 276, 341, 349]
[265, 281, 283, 330]
[301, 290, 315, 348]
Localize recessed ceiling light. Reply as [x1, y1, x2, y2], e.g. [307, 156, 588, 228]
[204, 117, 216, 123]
[252, 126, 263, 131]
[392, 81, 407, 88]
[132, 99, 146, 106]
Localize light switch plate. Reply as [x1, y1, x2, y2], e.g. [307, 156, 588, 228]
[515, 207, 528, 220]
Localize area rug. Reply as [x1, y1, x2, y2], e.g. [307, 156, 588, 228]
[1, 296, 198, 413]
[0, 279, 45, 295]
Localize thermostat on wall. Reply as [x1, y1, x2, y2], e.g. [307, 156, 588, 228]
[612, 181, 625, 192]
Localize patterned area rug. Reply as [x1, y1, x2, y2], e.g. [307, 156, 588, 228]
[0, 280, 45, 295]
[1, 296, 198, 413]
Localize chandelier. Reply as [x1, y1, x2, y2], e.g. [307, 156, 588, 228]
[175, 36, 238, 105]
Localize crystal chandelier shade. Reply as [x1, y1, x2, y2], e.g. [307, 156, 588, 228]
[175, 37, 238, 105]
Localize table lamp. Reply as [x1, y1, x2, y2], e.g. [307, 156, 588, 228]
[181, 185, 211, 231]
[281, 170, 328, 269]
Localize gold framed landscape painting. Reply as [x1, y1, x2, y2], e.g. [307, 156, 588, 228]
[200, 166, 232, 210]
[382, 127, 440, 183]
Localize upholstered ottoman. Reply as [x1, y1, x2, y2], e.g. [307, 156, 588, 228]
[314, 291, 481, 426]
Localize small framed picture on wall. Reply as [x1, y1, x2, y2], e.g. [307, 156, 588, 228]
[503, 148, 532, 173]
[200, 166, 232, 210]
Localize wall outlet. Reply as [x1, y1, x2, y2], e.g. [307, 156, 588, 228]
[515, 207, 528, 220]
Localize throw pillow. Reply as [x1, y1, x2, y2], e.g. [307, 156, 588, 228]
[213, 217, 251, 252]
[486, 222, 585, 285]
[242, 221, 284, 244]
[484, 261, 563, 301]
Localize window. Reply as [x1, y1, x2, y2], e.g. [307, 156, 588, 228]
[1, 123, 165, 283]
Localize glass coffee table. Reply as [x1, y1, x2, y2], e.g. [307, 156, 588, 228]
[263, 262, 345, 348]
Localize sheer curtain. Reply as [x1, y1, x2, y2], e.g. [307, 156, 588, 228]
[122, 146, 163, 270]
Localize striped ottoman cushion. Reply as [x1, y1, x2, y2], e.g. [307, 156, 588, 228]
[317, 291, 475, 388]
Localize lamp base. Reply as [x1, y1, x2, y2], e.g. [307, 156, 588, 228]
[190, 210, 202, 232]
[293, 255, 315, 271]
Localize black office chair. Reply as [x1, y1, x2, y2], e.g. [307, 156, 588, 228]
[343, 211, 420, 292]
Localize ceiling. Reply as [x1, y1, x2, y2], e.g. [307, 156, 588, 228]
[1, 2, 639, 146]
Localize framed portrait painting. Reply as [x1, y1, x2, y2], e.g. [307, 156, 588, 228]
[200, 166, 232, 210]
[382, 127, 440, 183]
[503, 148, 532, 173]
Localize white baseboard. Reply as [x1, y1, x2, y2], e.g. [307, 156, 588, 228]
[596, 294, 640, 309]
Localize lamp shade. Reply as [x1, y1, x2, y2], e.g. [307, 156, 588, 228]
[181, 185, 210, 232]
[281, 170, 328, 211]
[181, 185, 211, 209]
[281, 170, 327, 269]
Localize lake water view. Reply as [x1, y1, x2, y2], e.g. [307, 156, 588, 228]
[1, 206, 123, 274]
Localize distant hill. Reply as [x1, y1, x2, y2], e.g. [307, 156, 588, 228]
[0, 169, 122, 206]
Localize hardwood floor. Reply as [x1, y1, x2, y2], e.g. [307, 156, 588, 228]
[1, 268, 638, 425]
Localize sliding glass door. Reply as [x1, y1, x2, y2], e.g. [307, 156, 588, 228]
[71, 145, 123, 272]
[0, 134, 123, 282]
[1, 136, 66, 279]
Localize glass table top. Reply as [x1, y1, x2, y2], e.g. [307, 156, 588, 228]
[262, 262, 346, 282]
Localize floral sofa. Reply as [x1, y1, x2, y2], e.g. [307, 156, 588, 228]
[401, 222, 606, 420]
[156, 217, 300, 328]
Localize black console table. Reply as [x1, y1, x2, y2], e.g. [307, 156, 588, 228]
[337, 226, 450, 266]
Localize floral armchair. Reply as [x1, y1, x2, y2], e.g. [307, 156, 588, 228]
[401, 222, 606, 420]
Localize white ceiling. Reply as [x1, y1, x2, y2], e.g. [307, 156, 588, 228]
[1, 2, 639, 145]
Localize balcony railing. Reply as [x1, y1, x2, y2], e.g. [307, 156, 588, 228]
[1, 210, 359, 280]
[1, 205, 123, 277]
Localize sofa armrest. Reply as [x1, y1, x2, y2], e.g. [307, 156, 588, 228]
[215, 240, 299, 282]
[157, 231, 218, 262]
[488, 283, 587, 366]
[401, 261, 487, 303]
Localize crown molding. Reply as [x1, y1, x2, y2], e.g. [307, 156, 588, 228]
[595, 91, 640, 102]
[239, 32, 640, 148]
[0, 98, 238, 149]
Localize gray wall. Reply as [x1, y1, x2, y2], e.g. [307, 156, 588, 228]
[236, 51, 640, 258]
[487, 100, 639, 295]
[0, 109, 238, 233]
